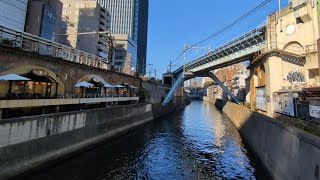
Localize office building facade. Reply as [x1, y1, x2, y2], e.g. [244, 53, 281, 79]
[112, 34, 137, 75]
[136, 0, 148, 75]
[0, 0, 28, 31]
[25, 0, 63, 41]
[105, 0, 148, 75]
[60, 0, 111, 58]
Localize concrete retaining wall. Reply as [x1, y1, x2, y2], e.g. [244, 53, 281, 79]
[0, 104, 153, 179]
[0, 97, 190, 179]
[203, 97, 320, 180]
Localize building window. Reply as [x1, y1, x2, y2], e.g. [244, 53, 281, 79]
[63, 10, 66, 14]
[80, 4, 84, 8]
[76, 4, 79, 8]
[75, 11, 79, 14]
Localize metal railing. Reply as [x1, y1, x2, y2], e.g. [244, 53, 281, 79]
[173, 25, 266, 74]
[0, 26, 110, 69]
[186, 25, 266, 69]
[57, 94, 137, 99]
[0, 93, 137, 100]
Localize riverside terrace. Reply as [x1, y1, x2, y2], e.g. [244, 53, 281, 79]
[0, 73, 140, 119]
[0, 26, 142, 119]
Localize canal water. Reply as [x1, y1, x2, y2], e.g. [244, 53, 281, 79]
[20, 101, 268, 180]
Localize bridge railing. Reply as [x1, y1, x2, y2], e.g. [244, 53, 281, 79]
[173, 26, 266, 74]
[0, 26, 110, 69]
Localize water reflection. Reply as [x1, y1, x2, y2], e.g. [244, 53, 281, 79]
[19, 101, 267, 180]
[0, 113, 86, 147]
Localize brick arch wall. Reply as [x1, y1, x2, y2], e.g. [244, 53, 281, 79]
[0, 48, 142, 94]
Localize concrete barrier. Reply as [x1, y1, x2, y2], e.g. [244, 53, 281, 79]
[0, 104, 153, 179]
[0, 98, 190, 179]
[203, 97, 320, 180]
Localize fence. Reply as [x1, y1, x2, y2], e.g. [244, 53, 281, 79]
[0, 26, 110, 69]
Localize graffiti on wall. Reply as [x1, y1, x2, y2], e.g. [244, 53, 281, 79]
[286, 70, 305, 84]
[310, 105, 320, 119]
[273, 93, 295, 116]
[255, 87, 266, 111]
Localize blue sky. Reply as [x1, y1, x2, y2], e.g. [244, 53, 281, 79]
[146, 0, 288, 78]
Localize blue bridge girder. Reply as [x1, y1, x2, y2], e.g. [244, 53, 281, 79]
[173, 25, 266, 75]
[163, 26, 267, 106]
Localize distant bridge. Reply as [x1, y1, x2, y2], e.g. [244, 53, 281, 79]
[163, 26, 266, 105]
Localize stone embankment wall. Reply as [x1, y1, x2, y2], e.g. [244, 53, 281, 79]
[142, 83, 170, 103]
[203, 96, 320, 180]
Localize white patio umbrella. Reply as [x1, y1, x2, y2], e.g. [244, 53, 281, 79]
[74, 81, 94, 87]
[0, 74, 31, 81]
[129, 86, 138, 96]
[74, 82, 94, 96]
[104, 83, 113, 88]
[104, 83, 114, 95]
[113, 85, 126, 96]
[113, 85, 126, 88]
[0, 74, 31, 96]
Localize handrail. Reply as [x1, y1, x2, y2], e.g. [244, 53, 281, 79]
[0, 26, 110, 69]
[173, 26, 266, 74]
[0, 93, 137, 100]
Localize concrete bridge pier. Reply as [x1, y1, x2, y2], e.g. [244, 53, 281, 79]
[206, 72, 240, 104]
[162, 71, 241, 106]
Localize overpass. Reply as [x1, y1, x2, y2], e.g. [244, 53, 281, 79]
[163, 25, 266, 105]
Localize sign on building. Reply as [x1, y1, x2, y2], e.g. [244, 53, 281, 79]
[309, 105, 320, 119]
[255, 86, 266, 111]
[273, 93, 295, 116]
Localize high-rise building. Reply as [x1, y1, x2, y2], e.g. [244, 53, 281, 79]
[25, 0, 63, 41]
[105, 0, 148, 75]
[136, 0, 149, 75]
[112, 34, 137, 75]
[0, 0, 28, 31]
[59, 0, 111, 58]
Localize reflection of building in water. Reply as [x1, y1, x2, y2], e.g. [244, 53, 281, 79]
[0, 113, 86, 148]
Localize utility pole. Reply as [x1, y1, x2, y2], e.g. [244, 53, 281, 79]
[183, 44, 211, 74]
[146, 64, 153, 79]
[278, 0, 283, 32]
[154, 69, 157, 79]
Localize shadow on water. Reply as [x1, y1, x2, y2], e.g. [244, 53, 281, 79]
[15, 100, 270, 180]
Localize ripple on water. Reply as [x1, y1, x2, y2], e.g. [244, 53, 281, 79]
[20, 101, 267, 180]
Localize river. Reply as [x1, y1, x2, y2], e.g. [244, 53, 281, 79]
[19, 100, 268, 180]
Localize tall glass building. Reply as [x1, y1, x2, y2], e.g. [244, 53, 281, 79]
[0, 0, 28, 31]
[105, 0, 148, 75]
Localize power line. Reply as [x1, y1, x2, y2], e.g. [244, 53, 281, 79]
[189, 0, 271, 48]
[168, 0, 272, 70]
